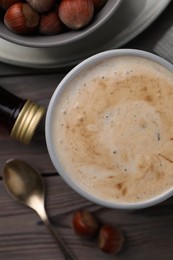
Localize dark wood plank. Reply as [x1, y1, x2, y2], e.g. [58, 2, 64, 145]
[123, 0, 173, 60]
[0, 61, 70, 77]
[0, 74, 67, 176]
[0, 0, 172, 79]
[0, 0, 172, 175]
[0, 2, 173, 260]
[0, 62, 43, 76]
[0, 175, 173, 260]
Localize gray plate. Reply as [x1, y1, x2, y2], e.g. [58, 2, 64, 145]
[0, 0, 171, 69]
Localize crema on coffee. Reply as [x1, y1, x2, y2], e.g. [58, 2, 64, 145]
[52, 56, 173, 203]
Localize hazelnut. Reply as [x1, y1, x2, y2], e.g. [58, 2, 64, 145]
[98, 224, 124, 254]
[59, 0, 94, 30]
[39, 6, 63, 35]
[4, 3, 40, 34]
[0, 0, 23, 10]
[72, 209, 99, 237]
[26, 0, 54, 13]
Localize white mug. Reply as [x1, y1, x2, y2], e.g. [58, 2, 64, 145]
[46, 49, 173, 210]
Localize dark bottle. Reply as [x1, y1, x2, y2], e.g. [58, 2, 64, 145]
[0, 86, 45, 144]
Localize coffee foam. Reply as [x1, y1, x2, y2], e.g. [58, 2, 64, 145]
[52, 56, 173, 203]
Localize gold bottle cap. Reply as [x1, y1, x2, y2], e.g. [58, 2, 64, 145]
[10, 100, 45, 145]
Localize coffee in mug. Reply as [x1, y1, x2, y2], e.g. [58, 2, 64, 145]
[46, 50, 173, 209]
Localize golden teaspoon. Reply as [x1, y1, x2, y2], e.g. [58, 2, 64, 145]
[3, 159, 75, 260]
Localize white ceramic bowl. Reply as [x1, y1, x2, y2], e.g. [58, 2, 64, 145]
[0, 0, 122, 48]
[46, 49, 173, 210]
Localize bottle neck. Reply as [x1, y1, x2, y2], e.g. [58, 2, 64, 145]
[0, 86, 26, 131]
[0, 86, 45, 144]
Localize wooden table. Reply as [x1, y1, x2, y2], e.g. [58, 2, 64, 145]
[1, 2, 173, 259]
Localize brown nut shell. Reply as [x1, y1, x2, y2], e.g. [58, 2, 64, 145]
[59, 0, 94, 30]
[39, 6, 63, 35]
[98, 224, 124, 254]
[26, 0, 54, 13]
[4, 3, 40, 34]
[72, 209, 99, 237]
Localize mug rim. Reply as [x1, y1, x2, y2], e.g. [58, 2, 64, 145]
[45, 49, 173, 209]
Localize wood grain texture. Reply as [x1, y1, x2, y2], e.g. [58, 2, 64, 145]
[0, 1, 173, 259]
[0, 1, 172, 177]
[0, 73, 67, 176]
[1, 175, 173, 260]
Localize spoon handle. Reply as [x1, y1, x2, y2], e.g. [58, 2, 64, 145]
[40, 212, 76, 260]
[46, 219, 75, 260]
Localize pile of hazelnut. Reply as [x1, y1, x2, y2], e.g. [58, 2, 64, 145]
[72, 208, 124, 255]
[0, 0, 107, 35]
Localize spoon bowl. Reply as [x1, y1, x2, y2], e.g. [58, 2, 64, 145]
[3, 159, 45, 210]
[3, 159, 75, 260]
